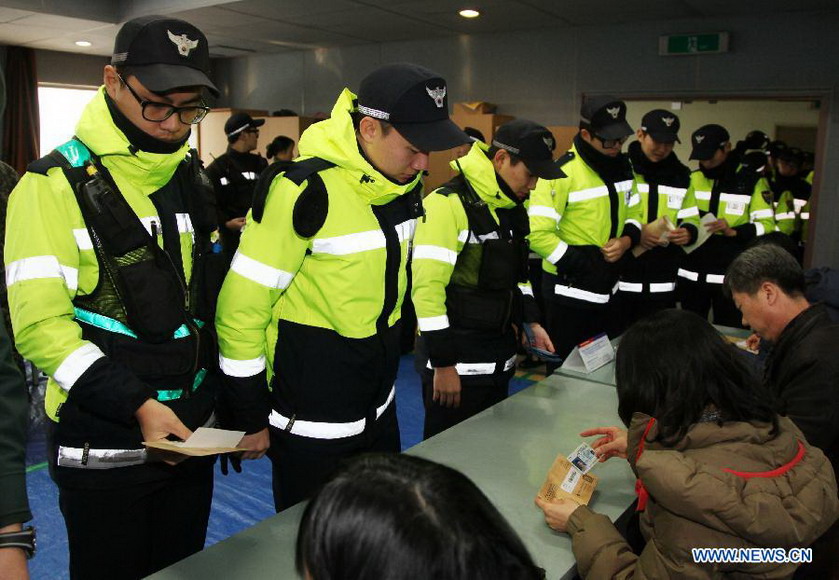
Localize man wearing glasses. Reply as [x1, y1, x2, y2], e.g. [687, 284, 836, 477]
[528, 96, 642, 360]
[206, 113, 268, 254]
[6, 15, 220, 578]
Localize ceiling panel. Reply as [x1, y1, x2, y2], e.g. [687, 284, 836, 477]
[224, 0, 360, 20]
[0, 0, 834, 57]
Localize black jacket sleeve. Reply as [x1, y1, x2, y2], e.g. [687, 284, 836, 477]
[0, 323, 32, 528]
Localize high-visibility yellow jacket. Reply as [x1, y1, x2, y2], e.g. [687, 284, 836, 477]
[412, 142, 530, 369]
[215, 88, 422, 437]
[528, 142, 642, 304]
[5, 87, 213, 472]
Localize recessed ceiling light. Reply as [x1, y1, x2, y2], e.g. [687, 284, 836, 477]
[75, 40, 92, 47]
[459, 9, 480, 18]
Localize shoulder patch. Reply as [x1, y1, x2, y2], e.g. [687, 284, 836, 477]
[292, 173, 329, 238]
[556, 150, 575, 167]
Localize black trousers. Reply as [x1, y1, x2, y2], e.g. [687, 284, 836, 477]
[543, 298, 612, 367]
[268, 403, 401, 512]
[678, 279, 743, 327]
[57, 459, 214, 580]
[421, 367, 514, 439]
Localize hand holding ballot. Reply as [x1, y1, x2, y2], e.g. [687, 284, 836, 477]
[580, 426, 629, 462]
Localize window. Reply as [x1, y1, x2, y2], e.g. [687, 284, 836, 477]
[38, 86, 98, 157]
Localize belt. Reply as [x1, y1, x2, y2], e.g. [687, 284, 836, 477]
[57, 412, 217, 469]
[269, 386, 395, 440]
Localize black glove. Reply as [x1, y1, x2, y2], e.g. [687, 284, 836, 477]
[219, 453, 242, 476]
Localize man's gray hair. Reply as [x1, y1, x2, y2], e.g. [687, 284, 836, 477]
[725, 244, 806, 297]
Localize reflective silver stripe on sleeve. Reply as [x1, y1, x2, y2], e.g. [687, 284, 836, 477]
[694, 190, 712, 201]
[57, 446, 147, 469]
[568, 185, 608, 203]
[73, 228, 93, 251]
[219, 355, 266, 378]
[312, 230, 386, 255]
[706, 274, 725, 284]
[412, 245, 457, 265]
[418, 315, 449, 332]
[794, 199, 808, 210]
[677, 268, 699, 282]
[220, 177, 229, 186]
[636, 183, 650, 193]
[624, 219, 642, 231]
[801, 212, 810, 219]
[528, 205, 561, 222]
[754, 223, 767, 236]
[518, 283, 534, 296]
[546, 240, 569, 264]
[628, 194, 641, 207]
[677, 206, 699, 219]
[230, 252, 294, 289]
[775, 212, 795, 220]
[554, 285, 611, 304]
[269, 386, 395, 439]
[5, 255, 79, 291]
[618, 282, 643, 293]
[649, 282, 676, 293]
[53, 343, 106, 391]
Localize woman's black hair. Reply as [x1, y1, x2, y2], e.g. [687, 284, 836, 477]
[615, 309, 778, 446]
[296, 453, 544, 580]
[266, 135, 294, 159]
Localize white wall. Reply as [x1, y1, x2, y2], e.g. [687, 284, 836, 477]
[216, 9, 839, 267]
[625, 99, 820, 168]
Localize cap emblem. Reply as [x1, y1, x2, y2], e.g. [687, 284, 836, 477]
[542, 136, 554, 150]
[168, 30, 199, 57]
[426, 86, 446, 108]
[662, 117, 675, 127]
[606, 106, 620, 119]
[695, 135, 705, 144]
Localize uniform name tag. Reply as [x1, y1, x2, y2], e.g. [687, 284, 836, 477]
[726, 201, 746, 216]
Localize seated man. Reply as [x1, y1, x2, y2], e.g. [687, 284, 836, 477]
[726, 244, 839, 578]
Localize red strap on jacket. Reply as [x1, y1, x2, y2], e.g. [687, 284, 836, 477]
[722, 440, 806, 479]
[634, 418, 656, 512]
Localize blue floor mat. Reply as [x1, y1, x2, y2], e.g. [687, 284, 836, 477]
[24, 353, 538, 578]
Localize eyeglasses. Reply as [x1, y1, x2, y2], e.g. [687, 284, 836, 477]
[117, 73, 210, 125]
[595, 133, 629, 149]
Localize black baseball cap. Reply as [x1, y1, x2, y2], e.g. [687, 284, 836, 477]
[357, 63, 469, 152]
[689, 124, 730, 160]
[112, 15, 219, 97]
[640, 109, 681, 143]
[492, 120, 566, 180]
[777, 146, 803, 165]
[225, 112, 265, 137]
[580, 96, 633, 140]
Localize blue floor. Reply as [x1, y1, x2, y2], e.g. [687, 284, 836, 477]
[24, 354, 541, 579]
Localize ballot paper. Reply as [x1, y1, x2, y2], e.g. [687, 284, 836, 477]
[537, 444, 600, 506]
[682, 213, 717, 254]
[632, 215, 676, 257]
[561, 333, 614, 374]
[144, 427, 246, 456]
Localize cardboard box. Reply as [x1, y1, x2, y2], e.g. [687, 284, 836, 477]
[455, 101, 497, 115]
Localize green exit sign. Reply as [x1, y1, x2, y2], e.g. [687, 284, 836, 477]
[659, 32, 729, 55]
